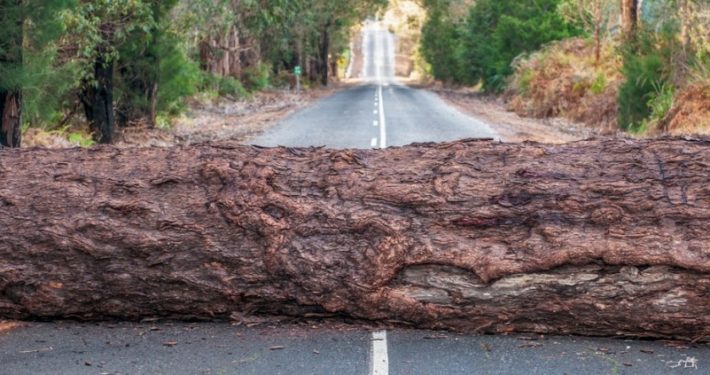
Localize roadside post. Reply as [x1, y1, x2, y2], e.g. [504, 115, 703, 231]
[294, 65, 302, 93]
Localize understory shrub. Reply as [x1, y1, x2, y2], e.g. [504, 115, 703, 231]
[463, 0, 579, 92]
[617, 29, 674, 132]
[507, 38, 622, 131]
[218, 76, 248, 98]
[242, 63, 271, 91]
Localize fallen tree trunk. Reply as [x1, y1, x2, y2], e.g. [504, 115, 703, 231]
[1, 138, 709, 341]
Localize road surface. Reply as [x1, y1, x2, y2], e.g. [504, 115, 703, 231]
[2, 23, 708, 375]
[249, 22, 497, 149]
[1, 322, 707, 375]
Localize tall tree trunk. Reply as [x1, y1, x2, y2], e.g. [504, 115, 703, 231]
[199, 39, 215, 73]
[679, 0, 692, 51]
[621, 0, 638, 38]
[0, 138, 708, 342]
[330, 56, 339, 80]
[678, 0, 692, 70]
[200, 34, 229, 77]
[668, 0, 694, 86]
[228, 25, 241, 78]
[0, 90, 22, 148]
[593, 0, 603, 66]
[0, 0, 24, 148]
[318, 23, 331, 86]
[81, 55, 115, 144]
[148, 82, 159, 128]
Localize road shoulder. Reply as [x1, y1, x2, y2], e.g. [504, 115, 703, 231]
[425, 85, 598, 143]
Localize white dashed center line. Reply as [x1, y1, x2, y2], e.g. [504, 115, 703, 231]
[370, 330, 389, 375]
[377, 85, 386, 148]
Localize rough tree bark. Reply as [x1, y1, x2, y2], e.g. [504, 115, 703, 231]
[0, 138, 708, 341]
[0, 89, 22, 148]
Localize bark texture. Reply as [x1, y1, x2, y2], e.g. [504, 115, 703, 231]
[0, 89, 22, 148]
[621, 0, 638, 37]
[0, 138, 709, 341]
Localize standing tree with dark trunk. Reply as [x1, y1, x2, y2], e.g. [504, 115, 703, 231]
[318, 21, 332, 86]
[621, 0, 638, 38]
[0, 0, 24, 148]
[0, 89, 22, 149]
[80, 52, 115, 144]
[66, 0, 156, 143]
[0, 0, 74, 148]
[556, 0, 614, 66]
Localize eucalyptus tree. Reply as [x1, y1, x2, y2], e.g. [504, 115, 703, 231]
[63, 0, 157, 143]
[621, 0, 638, 38]
[0, 0, 74, 147]
[557, 0, 617, 64]
[115, 0, 191, 127]
[306, 0, 388, 85]
[175, 0, 385, 86]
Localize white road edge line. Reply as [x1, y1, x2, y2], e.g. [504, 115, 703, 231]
[378, 85, 386, 148]
[370, 330, 389, 375]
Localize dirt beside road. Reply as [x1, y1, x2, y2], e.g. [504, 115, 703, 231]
[0, 321, 23, 334]
[115, 85, 346, 148]
[429, 85, 600, 143]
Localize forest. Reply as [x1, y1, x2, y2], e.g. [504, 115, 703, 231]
[420, 0, 710, 134]
[0, 0, 386, 147]
[1, 0, 708, 148]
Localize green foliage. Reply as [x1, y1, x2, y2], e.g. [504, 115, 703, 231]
[271, 70, 295, 90]
[420, 6, 468, 83]
[154, 37, 201, 114]
[464, 0, 580, 92]
[116, 22, 200, 120]
[0, 0, 76, 130]
[617, 28, 675, 131]
[517, 68, 535, 95]
[217, 76, 248, 98]
[5, 0, 391, 143]
[0, 0, 76, 85]
[64, 0, 157, 79]
[22, 49, 82, 128]
[643, 82, 675, 130]
[420, 0, 579, 91]
[242, 63, 271, 91]
[68, 131, 96, 147]
[556, 0, 616, 34]
[590, 72, 607, 94]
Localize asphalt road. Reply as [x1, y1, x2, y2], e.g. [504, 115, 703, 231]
[249, 22, 497, 149]
[1, 322, 707, 375]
